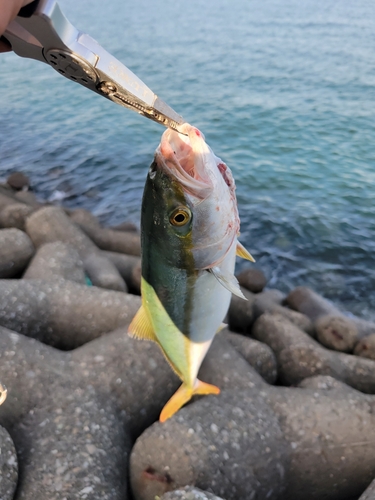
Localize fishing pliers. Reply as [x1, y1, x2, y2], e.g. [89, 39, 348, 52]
[2, 0, 185, 131]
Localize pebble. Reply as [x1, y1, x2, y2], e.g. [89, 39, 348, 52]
[6, 172, 30, 191]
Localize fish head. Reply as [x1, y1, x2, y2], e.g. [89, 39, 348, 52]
[141, 156, 195, 271]
[149, 123, 240, 270]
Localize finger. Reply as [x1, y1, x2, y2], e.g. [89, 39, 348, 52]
[0, 0, 34, 37]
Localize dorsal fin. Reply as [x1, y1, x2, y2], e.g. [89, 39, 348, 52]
[128, 305, 157, 341]
[216, 322, 227, 333]
[236, 241, 255, 262]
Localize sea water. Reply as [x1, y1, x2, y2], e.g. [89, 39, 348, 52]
[1, 0, 375, 318]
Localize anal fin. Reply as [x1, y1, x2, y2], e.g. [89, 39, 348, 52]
[128, 305, 157, 341]
[160, 380, 220, 423]
[236, 241, 255, 262]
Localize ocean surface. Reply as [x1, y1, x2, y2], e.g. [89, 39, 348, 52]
[1, 0, 375, 319]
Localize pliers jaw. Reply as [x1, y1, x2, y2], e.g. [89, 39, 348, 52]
[3, 0, 185, 132]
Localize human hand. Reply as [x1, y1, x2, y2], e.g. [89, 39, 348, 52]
[0, 0, 34, 52]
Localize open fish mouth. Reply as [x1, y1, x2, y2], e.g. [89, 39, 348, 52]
[155, 124, 213, 199]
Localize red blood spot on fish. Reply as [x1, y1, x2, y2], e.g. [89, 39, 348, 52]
[216, 206, 220, 211]
[194, 129, 201, 136]
[217, 162, 233, 188]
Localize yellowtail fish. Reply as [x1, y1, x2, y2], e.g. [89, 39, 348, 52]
[128, 123, 254, 422]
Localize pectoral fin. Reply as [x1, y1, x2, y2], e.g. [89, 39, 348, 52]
[160, 380, 220, 423]
[209, 267, 247, 300]
[128, 305, 157, 341]
[216, 322, 227, 333]
[236, 241, 255, 262]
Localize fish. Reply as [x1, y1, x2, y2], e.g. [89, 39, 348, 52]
[128, 123, 254, 422]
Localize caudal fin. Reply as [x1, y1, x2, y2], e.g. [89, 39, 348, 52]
[159, 380, 220, 423]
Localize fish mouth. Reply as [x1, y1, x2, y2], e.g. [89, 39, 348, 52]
[155, 124, 212, 199]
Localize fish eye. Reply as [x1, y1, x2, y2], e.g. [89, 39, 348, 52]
[169, 207, 192, 226]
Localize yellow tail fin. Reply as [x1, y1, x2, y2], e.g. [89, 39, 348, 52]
[159, 380, 220, 423]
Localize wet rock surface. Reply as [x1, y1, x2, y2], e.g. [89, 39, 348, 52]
[0, 191, 375, 499]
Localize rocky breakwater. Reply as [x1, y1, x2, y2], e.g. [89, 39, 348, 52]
[0, 175, 375, 500]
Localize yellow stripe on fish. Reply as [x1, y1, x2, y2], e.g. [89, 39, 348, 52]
[129, 276, 220, 421]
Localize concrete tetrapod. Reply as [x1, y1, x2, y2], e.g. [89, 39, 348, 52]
[69, 208, 141, 256]
[25, 206, 126, 291]
[0, 228, 34, 278]
[23, 241, 86, 284]
[0, 324, 180, 499]
[0, 325, 274, 499]
[0, 279, 140, 349]
[252, 313, 375, 393]
[130, 373, 375, 500]
[287, 286, 375, 352]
